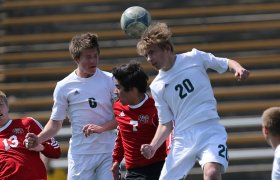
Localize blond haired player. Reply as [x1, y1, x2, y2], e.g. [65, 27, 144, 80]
[138, 22, 250, 180]
[262, 107, 280, 180]
[0, 91, 61, 179]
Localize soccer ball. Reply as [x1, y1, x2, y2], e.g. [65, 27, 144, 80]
[120, 6, 151, 38]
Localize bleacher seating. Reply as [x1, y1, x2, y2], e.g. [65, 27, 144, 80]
[1, 0, 280, 179]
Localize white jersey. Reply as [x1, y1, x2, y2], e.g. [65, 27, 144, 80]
[51, 68, 116, 154]
[150, 48, 228, 134]
[272, 144, 280, 180]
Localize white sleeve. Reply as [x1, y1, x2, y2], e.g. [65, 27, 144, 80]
[272, 147, 280, 180]
[50, 83, 68, 121]
[110, 76, 117, 101]
[150, 83, 173, 125]
[195, 49, 229, 73]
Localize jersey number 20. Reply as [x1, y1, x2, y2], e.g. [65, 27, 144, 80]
[175, 79, 194, 99]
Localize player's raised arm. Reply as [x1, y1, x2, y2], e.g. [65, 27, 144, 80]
[228, 59, 250, 81]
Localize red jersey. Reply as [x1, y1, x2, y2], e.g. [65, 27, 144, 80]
[113, 96, 166, 169]
[0, 117, 61, 180]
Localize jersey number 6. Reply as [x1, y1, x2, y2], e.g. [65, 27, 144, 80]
[88, 97, 97, 108]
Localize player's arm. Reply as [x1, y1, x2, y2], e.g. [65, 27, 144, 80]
[40, 137, 61, 158]
[141, 120, 173, 159]
[112, 127, 124, 180]
[228, 59, 250, 81]
[30, 138, 61, 158]
[38, 119, 63, 144]
[26, 119, 63, 149]
[83, 118, 118, 137]
[25, 118, 61, 158]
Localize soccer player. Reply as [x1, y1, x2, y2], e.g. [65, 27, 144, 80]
[137, 22, 250, 180]
[111, 62, 167, 180]
[0, 90, 61, 180]
[25, 32, 117, 180]
[261, 107, 280, 180]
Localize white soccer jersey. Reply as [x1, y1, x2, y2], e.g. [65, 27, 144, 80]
[51, 68, 116, 154]
[150, 48, 228, 134]
[272, 144, 280, 180]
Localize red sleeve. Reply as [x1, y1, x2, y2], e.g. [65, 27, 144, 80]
[27, 117, 61, 158]
[112, 127, 124, 163]
[41, 138, 61, 158]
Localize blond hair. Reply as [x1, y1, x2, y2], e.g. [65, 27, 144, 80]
[137, 22, 174, 56]
[0, 91, 8, 105]
[262, 107, 280, 136]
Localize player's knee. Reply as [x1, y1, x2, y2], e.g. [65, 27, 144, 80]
[203, 162, 221, 180]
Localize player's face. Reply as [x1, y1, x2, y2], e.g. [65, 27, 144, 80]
[75, 48, 99, 78]
[0, 98, 9, 127]
[144, 44, 170, 71]
[114, 80, 135, 106]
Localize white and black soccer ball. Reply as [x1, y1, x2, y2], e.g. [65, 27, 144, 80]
[120, 6, 151, 38]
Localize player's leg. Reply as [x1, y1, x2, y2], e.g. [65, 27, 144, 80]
[67, 153, 93, 180]
[203, 162, 222, 180]
[197, 120, 228, 180]
[159, 131, 197, 180]
[125, 160, 164, 180]
[95, 153, 114, 180]
[68, 153, 113, 180]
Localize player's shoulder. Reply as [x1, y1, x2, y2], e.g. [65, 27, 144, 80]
[150, 77, 166, 92]
[275, 144, 280, 158]
[57, 71, 76, 84]
[98, 69, 113, 79]
[113, 99, 123, 109]
[144, 96, 157, 108]
[12, 117, 36, 126]
[53, 71, 76, 91]
[19, 117, 36, 123]
[146, 95, 155, 103]
[178, 48, 205, 59]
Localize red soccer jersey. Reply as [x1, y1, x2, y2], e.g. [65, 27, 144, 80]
[113, 96, 166, 169]
[0, 117, 61, 180]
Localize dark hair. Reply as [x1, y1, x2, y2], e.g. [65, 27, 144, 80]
[69, 32, 100, 60]
[112, 61, 149, 93]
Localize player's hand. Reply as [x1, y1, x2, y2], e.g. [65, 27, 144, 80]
[140, 144, 156, 159]
[82, 124, 103, 137]
[111, 162, 120, 180]
[234, 68, 250, 81]
[24, 133, 39, 149]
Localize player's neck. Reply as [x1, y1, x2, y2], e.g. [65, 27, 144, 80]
[270, 136, 280, 150]
[162, 54, 176, 71]
[0, 118, 10, 128]
[75, 69, 95, 78]
[130, 93, 146, 106]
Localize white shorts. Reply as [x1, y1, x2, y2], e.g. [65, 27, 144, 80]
[67, 153, 113, 180]
[160, 119, 228, 180]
